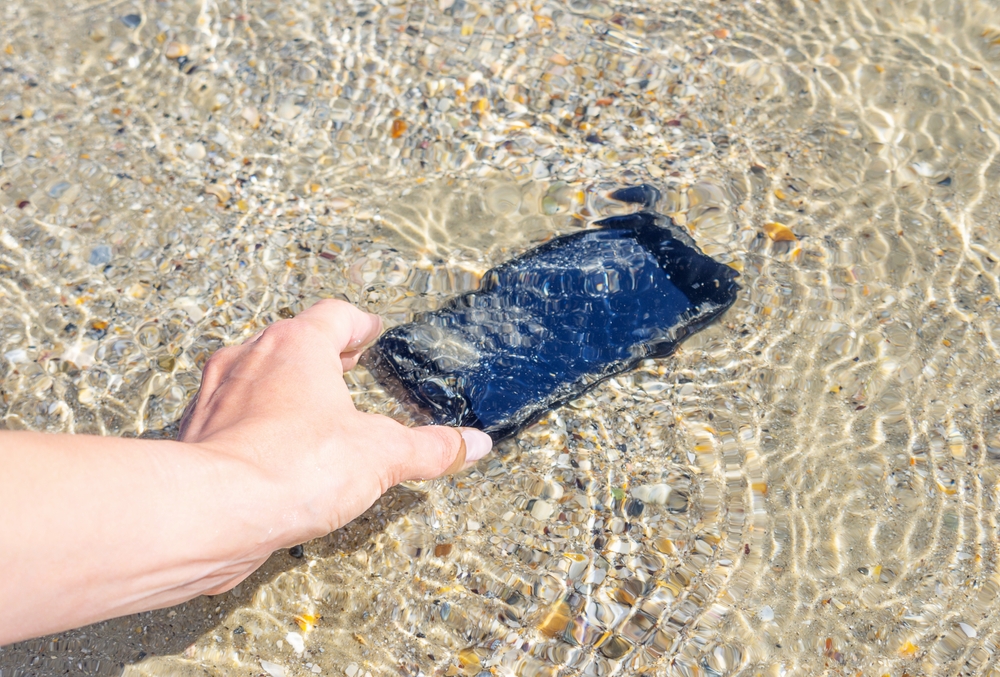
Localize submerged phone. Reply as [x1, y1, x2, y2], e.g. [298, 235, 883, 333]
[365, 208, 740, 441]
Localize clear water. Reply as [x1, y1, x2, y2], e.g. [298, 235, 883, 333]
[3, 0, 1000, 675]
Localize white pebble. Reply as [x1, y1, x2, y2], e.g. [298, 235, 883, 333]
[3, 349, 28, 364]
[632, 483, 672, 505]
[758, 605, 774, 622]
[531, 499, 554, 521]
[184, 142, 206, 160]
[959, 622, 977, 638]
[285, 631, 305, 653]
[278, 99, 301, 120]
[345, 663, 359, 677]
[260, 660, 286, 677]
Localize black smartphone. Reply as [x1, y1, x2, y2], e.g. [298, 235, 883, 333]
[365, 207, 740, 441]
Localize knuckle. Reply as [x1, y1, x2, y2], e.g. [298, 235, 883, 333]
[257, 320, 299, 346]
[202, 347, 231, 376]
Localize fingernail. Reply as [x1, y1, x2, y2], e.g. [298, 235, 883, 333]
[460, 429, 493, 462]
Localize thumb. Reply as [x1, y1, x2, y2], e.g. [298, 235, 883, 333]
[397, 425, 493, 481]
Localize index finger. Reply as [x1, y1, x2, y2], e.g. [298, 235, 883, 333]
[295, 299, 383, 355]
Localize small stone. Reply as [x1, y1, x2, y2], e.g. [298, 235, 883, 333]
[156, 355, 176, 372]
[204, 183, 231, 204]
[631, 483, 671, 505]
[311, 667, 322, 675]
[537, 601, 570, 638]
[260, 660, 286, 677]
[758, 605, 774, 622]
[959, 622, 977, 638]
[712, 28, 729, 38]
[120, 14, 142, 28]
[165, 41, 189, 59]
[89, 245, 113, 266]
[289, 545, 304, 558]
[391, 119, 408, 138]
[345, 663, 359, 677]
[241, 105, 261, 128]
[763, 221, 796, 242]
[4, 349, 28, 364]
[285, 632, 305, 653]
[434, 543, 453, 557]
[184, 142, 206, 160]
[277, 99, 301, 120]
[328, 197, 354, 211]
[87, 320, 109, 340]
[541, 481, 563, 500]
[48, 181, 71, 199]
[530, 499, 554, 521]
[666, 490, 689, 513]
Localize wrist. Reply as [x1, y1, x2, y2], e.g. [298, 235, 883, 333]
[183, 433, 317, 560]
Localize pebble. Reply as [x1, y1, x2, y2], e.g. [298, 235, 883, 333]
[184, 142, 206, 160]
[47, 181, 71, 199]
[277, 99, 301, 120]
[345, 663, 359, 677]
[3, 349, 28, 364]
[285, 632, 305, 653]
[204, 183, 231, 204]
[241, 105, 261, 128]
[165, 42, 189, 59]
[758, 606, 774, 622]
[327, 197, 354, 211]
[631, 483, 672, 505]
[88, 245, 113, 266]
[120, 14, 142, 28]
[531, 499, 555, 521]
[260, 660, 286, 677]
[763, 222, 797, 242]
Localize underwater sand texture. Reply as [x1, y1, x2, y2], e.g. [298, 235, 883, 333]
[5, 0, 1000, 675]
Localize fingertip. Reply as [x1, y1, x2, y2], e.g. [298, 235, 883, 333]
[348, 312, 382, 350]
[459, 428, 492, 462]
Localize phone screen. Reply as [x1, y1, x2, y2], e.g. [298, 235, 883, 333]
[367, 211, 740, 441]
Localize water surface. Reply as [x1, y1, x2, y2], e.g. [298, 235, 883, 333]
[3, 0, 1000, 675]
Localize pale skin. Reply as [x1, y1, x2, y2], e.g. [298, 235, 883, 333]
[0, 299, 493, 646]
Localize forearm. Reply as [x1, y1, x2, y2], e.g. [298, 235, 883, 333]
[0, 430, 286, 645]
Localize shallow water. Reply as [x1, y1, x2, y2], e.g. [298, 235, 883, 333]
[4, 0, 1000, 675]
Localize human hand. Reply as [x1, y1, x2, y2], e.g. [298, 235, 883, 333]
[177, 299, 492, 592]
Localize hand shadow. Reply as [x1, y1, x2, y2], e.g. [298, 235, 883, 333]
[0, 473, 428, 677]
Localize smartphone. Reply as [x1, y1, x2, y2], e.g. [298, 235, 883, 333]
[365, 208, 740, 441]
